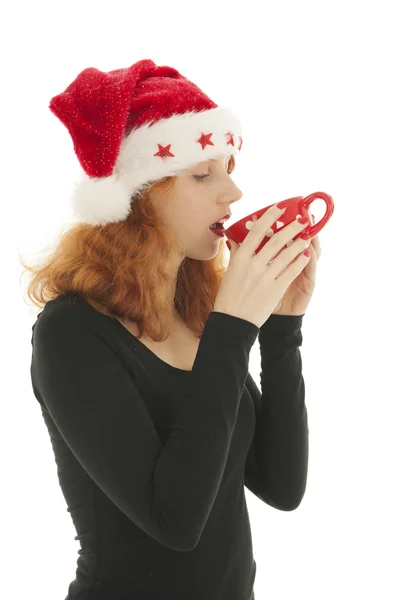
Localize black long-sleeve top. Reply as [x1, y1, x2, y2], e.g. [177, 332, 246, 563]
[30, 293, 309, 600]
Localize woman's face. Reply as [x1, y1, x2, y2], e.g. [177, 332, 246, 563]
[150, 154, 243, 261]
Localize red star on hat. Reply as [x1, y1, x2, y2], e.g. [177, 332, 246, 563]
[225, 131, 235, 146]
[154, 143, 175, 159]
[197, 132, 215, 150]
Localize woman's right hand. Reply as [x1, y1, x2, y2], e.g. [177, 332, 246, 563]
[213, 203, 311, 328]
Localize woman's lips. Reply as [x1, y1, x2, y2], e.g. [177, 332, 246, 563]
[209, 225, 226, 237]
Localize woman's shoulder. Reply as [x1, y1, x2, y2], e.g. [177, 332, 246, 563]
[37, 293, 91, 320]
[33, 294, 109, 339]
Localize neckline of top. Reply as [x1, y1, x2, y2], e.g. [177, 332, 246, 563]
[112, 317, 193, 375]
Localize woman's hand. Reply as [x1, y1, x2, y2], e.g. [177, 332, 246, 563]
[272, 214, 322, 316]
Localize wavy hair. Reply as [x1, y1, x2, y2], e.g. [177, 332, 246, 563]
[19, 154, 236, 341]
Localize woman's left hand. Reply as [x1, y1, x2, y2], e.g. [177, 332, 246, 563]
[272, 214, 322, 316]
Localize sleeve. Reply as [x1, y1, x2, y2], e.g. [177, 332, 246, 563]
[244, 313, 309, 511]
[30, 303, 260, 552]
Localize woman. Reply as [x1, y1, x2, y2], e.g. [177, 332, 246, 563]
[24, 58, 311, 600]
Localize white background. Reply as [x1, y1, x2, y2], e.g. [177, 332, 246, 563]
[3, 0, 400, 598]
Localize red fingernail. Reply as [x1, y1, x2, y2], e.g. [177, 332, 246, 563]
[277, 201, 287, 209]
[226, 241, 231, 250]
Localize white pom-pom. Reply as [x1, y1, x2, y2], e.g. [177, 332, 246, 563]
[70, 174, 132, 226]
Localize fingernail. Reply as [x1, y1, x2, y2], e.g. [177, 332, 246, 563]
[226, 241, 231, 250]
[277, 201, 287, 210]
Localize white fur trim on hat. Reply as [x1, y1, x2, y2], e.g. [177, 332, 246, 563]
[70, 106, 242, 226]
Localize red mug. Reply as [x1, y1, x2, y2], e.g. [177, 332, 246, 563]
[225, 191, 334, 256]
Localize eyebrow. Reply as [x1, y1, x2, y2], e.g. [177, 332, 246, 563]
[209, 157, 230, 166]
[190, 157, 230, 172]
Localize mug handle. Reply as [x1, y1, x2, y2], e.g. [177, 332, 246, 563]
[301, 191, 334, 237]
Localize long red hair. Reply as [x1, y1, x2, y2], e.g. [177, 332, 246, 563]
[19, 155, 236, 341]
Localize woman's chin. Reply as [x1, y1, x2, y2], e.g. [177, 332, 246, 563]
[184, 230, 225, 260]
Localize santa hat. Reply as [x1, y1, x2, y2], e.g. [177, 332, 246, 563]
[49, 58, 243, 226]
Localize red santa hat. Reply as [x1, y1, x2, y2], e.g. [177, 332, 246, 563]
[49, 58, 243, 226]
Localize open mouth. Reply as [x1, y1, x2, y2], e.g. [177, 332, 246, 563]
[209, 222, 226, 237]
